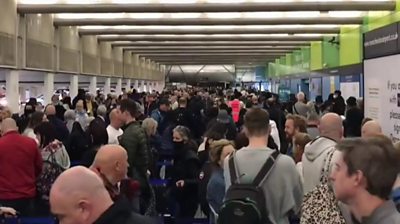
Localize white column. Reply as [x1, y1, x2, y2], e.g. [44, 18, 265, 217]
[70, 75, 79, 99]
[155, 81, 159, 92]
[5, 70, 19, 113]
[116, 78, 122, 95]
[104, 77, 111, 96]
[89, 76, 97, 95]
[125, 79, 131, 91]
[19, 87, 26, 104]
[44, 73, 54, 106]
[141, 80, 145, 92]
[134, 80, 139, 90]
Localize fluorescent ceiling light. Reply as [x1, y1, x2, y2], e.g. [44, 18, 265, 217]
[99, 33, 326, 38]
[328, 11, 364, 17]
[79, 25, 340, 30]
[55, 11, 368, 19]
[18, 0, 393, 3]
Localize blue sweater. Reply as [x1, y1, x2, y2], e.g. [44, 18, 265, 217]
[207, 168, 226, 223]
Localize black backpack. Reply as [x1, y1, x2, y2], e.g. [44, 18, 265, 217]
[218, 150, 279, 224]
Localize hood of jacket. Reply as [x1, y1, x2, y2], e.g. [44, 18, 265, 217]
[304, 136, 336, 162]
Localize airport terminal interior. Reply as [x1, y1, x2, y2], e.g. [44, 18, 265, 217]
[1, 0, 400, 223]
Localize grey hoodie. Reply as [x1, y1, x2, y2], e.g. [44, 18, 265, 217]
[301, 136, 337, 194]
[224, 148, 303, 224]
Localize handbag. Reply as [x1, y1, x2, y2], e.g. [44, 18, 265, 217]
[300, 149, 346, 224]
[36, 152, 65, 201]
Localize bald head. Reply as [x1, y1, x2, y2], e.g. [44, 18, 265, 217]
[362, 120, 382, 138]
[91, 145, 129, 185]
[45, 104, 56, 116]
[109, 109, 123, 129]
[319, 113, 343, 141]
[50, 166, 113, 224]
[297, 92, 305, 102]
[109, 109, 120, 121]
[1, 118, 18, 135]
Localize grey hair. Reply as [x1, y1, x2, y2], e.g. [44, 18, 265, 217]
[97, 105, 107, 118]
[173, 125, 191, 143]
[142, 118, 158, 137]
[64, 109, 76, 121]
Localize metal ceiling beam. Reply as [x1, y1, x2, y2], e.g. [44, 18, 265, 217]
[140, 52, 284, 55]
[98, 35, 324, 42]
[18, 1, 395, 14]
[163, 62, 266, 65]
[79, 27, 339, 35]
[122, 46, 300, 50]
[152, 57, 275, 60]
[126, 50, 292, 54]
[54, 17, 363, 26]
[111, 41, 310, 47]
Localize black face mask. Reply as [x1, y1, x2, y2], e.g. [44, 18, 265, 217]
[174, 141, 185, 154]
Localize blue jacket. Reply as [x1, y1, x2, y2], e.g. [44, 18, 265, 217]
[207, 168, 226, 223]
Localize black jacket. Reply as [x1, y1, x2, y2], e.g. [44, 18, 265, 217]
[94, 197, 158, 224]
[172, 145, 200, 201]
[344, 107, 364, 137]
[47, 115, 69, 142]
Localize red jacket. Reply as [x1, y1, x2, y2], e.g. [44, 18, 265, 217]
[0, 131, 42, 200]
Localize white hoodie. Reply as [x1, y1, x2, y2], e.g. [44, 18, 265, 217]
[301, 136, 337, 194]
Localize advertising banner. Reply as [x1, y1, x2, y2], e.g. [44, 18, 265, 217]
[364, 54, 400, 142]
[364, 22, 400, 59]
[340, 74, 360, 100]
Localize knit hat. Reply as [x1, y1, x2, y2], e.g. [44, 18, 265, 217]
[216, 110, 230, 124]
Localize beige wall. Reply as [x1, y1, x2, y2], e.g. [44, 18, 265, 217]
[100, 42, 112, 59]
[123, 51, 132, 65]
[81, 35, 98, 55]
[0, 0, 17, 35]
[113, 46, 123, 62]
[26, 14, 54, 44]
[59, 26, 79, 50]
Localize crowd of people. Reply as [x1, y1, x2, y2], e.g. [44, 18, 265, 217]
[0, 86, 399, 224]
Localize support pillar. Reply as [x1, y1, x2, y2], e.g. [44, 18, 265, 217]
[104, 77, 111, 96]
[125, 79, 131, 91]
[134, 80, 139, 90]
[89, 76, 97, 96]
[19, 87, 26, 104]
[44, 73, 54, 106]
[70, 75, 78, 99]
[141, 80, 146, 92]
[5, 70, 19, 113]
[116, 78, 122, 95]
[154, 82, 161, 92]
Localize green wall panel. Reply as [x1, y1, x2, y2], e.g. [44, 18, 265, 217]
[301, 47, 310, 71]
[322, 37, 339, 68]
[310, 41, 323, 70]
[339, 26, 362, 66]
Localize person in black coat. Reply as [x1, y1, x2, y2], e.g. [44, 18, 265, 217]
[65, 122, 90, 161]
[72, 89, 87, 110]
[344, 97, 364, 137]
[170, 126, 200, 218]
[45, 104, 69, 142]
[81, 120, 109, 167]
[332, 90, 346, 116]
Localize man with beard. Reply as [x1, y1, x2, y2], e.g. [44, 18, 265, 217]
[284, 114, 307, 157]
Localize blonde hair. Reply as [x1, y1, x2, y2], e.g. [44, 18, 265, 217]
[209, 139, 235, 166]
[294, 132, 312, 148]
[142, 118, 158, 137]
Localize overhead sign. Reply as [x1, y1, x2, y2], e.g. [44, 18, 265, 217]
[364, 22, 400, 59]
